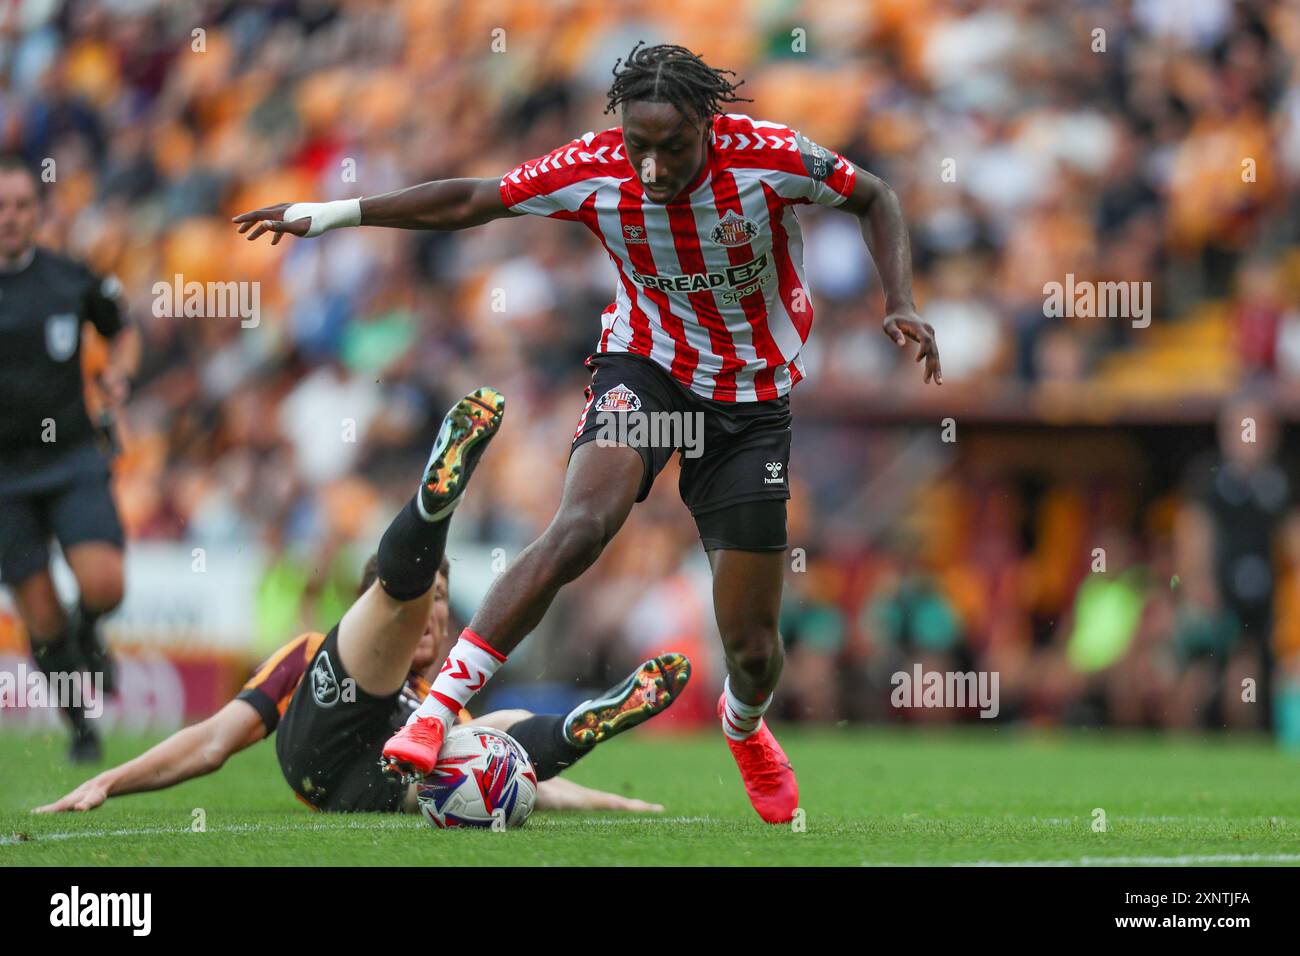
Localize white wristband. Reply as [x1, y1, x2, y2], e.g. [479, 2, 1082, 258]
[283, 198, 362, 237]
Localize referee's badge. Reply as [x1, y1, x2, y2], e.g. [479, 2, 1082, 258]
[44, 312, 79, 362]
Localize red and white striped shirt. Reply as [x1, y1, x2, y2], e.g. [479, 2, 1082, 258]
[499, 113, 857, 403]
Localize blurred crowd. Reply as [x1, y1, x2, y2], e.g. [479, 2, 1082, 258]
[5, 0, 1300, 734]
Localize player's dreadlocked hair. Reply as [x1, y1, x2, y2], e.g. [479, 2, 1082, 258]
[605, 42, 751, 123]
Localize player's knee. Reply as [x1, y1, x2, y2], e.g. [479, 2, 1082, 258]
[546, 509, 617, 578]
[79, 574, 125, 613]
[723, 627, 783, 679]
[69, 547, 125, 611]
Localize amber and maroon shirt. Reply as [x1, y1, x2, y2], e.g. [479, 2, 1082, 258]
[236, 632, 464, 735]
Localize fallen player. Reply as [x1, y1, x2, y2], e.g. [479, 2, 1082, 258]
[36, 387, 691, 815]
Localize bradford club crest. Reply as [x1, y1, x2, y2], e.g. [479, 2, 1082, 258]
[311, 652, 341, 707]
[710, 210, 758, 248]
[622, 223, 648, 244]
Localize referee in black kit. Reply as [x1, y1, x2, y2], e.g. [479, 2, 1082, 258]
[0, 154, 138, 761]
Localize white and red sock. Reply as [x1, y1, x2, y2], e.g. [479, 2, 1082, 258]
[721, 677, 771, 741]
[409, 628, 506, 727]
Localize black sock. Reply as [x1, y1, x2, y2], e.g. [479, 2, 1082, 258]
[70, 601, 118, 695]
[72, 602, 104, 650]
[506, 714, 590, 781]
[376, 496, 450, 601]
[30, 633, 90, 734]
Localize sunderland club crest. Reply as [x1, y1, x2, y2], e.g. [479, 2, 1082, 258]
[595, 384, 641, 413]
[710, 210, 758, 247]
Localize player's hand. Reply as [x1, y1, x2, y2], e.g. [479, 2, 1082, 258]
[583, 792, 664, 813]
[33, 777, 110, 813]
[98, 368, 130, 407]
[883, 309, 942, 385]
[231, 203, 312, 245]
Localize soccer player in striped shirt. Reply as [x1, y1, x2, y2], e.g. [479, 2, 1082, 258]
[234, 42, 941, 823]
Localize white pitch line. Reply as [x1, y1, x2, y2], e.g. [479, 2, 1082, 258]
[1, 820, 415, 846]
[0, 815, 713, 846]
[8, 819, 1299, 865]
[1024, 815, 1293, 826]
[536, 816, 713, 826]
[949, 854, 1300, 867]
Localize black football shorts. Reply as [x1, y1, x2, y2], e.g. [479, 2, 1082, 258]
[0, 443, 125, 584]
[274, 626, 408, 813]
[570, 352, 790, 551]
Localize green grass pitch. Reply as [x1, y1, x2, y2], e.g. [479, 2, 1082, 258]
[2, 726, 1299, 866]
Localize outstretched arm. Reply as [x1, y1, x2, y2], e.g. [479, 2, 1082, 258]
[535, 776, 664, 814]
[838, 167, 942, 385]
[232, 177, 517, 244]
[33, 700, 266, 812]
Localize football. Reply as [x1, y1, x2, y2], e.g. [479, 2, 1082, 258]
[416, 726, 538, 829]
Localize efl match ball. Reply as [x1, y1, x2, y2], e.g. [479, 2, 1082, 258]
[416, 725, 538, 829]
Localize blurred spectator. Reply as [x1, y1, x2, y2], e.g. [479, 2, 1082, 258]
[1173, 394, 1299, 731]
[779, 557, 848, 723]
[862, 532, 965, 724]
